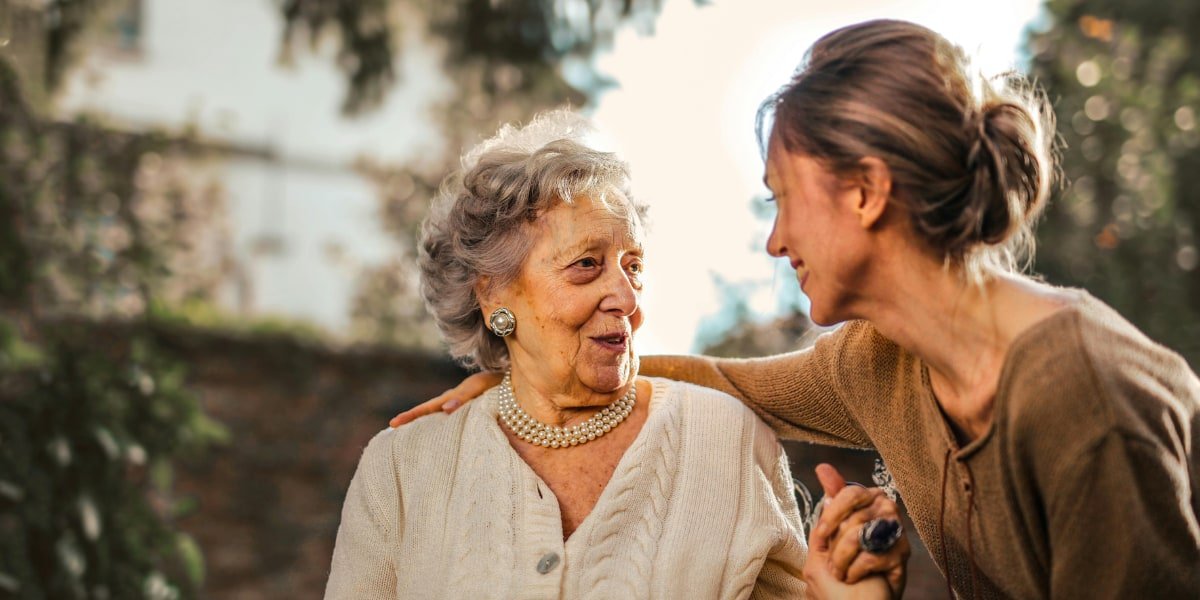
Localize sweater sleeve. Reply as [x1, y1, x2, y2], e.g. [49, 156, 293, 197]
[751, 447, 809, 600]
[1002, 302, 1200, 597]
[325, 430, 400, 600]
[640, 324, 871, 448]
[1045, 431, 1200, 597]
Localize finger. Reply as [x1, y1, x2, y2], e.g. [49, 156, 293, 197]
[827, 516, 875, 579]
[389, 395, 448, 427]
[812, 485, 884, 541]
[464, 371, 503, 396]
[809, 463, 852, 550]
[886, 539, 911, 599]
[814, 463, 846, 498]
[840, 508, 909, 586]
[391, 371, 505, 426]
[801, 554, 834, 600]
[843, 544, 902, 584]
[807, 499, 834, 554]
[825, 494, 901, 564]
[444, 372, 503, 413]
[849, 494, 900, 525]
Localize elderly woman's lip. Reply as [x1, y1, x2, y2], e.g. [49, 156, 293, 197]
[591, 333, 629, 350]
[591, 333, 628, 341]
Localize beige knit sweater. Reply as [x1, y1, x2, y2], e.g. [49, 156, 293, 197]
[324, 377, 807, 599]
[644, 290, 1200, 599]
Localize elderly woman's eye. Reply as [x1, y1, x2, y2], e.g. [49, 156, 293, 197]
[575, 257, 599, 269]
[627, 260, 644, 274]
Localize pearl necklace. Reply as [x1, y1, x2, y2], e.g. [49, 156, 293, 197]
[497, 372, 636, 448]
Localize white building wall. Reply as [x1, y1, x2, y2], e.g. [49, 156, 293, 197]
[57, 0, 451, 333]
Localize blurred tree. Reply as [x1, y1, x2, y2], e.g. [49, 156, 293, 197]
[280, 0, 679, 115]
[1028, 0, 1200, 367]
[2, 2, 232, 597]
[347, 155, 445, 348]
[2, 0, 710, 596]
[284, 0, 708, 347]
[0, 320, 225, 599]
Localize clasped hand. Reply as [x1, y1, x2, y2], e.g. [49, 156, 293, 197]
[804, 464, 909, 599]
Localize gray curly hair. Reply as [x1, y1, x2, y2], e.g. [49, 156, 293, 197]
[418, 110, 648, 371]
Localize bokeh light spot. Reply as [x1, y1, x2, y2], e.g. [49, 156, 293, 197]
[1075, 60, 1101, 87]
[1084, 95, 1110, 121]
[1175, 106, 1196, 131]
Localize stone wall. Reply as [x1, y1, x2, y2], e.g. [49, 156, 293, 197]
[157, 327, 467, 599]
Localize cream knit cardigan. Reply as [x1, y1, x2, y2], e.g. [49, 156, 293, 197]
[324, 377, 807, 599]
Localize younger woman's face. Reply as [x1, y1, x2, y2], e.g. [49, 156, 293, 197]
[763, 138, 874, 326]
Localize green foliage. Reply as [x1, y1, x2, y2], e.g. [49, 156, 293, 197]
[0, 42, 224, 598]
[280, 0, 686, 114]
[1029, 0, 1200, 366]
[0, 0, 128, 101]
[0, 324, 227, 599]
[43, 1, 112, 92]
[1, 2, 706, 596]
[148, 299, 332, 346]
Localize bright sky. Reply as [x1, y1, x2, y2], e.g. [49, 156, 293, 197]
[590, 0, 1045, 354]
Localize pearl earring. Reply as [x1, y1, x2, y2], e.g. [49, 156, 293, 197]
[489, 307, 516, 337]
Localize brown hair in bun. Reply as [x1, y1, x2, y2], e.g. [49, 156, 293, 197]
[759, 19, 1056, 280]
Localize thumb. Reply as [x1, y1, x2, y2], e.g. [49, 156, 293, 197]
[815, 463, 846, 498]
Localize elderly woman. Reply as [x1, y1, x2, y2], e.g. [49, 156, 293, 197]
[395, 20, 1200, 599]
[324, 112, 855, 599]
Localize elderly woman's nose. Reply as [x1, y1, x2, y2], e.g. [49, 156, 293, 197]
[598, 267, 639, 315]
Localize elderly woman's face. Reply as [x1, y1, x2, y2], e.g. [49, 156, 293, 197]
[491, 193, 644, 399]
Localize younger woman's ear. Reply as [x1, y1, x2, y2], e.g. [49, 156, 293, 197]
[854, 157, 892, 229]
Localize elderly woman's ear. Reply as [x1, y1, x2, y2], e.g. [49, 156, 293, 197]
[475, 277, 504, 318]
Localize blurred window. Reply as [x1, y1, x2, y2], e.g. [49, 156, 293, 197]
[102, 0, 142, 56]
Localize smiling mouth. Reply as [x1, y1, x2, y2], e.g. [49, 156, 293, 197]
[790, 259, 809, 287]
[591, 333, 630, 352]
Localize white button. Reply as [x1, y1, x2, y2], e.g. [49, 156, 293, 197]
[536, 552, 560, 574]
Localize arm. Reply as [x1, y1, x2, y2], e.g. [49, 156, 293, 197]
[390, 371, 500, 427]
[1046, 431, 1200, 596]
[393, 324, 874, 449]
[751, 444, 809, 599]
[642, 325, 871, 448]
[1028, 313, 1200, 595]
[325, 431, 400, 600]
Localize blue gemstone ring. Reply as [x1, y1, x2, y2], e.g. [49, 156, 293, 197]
[859, 518, 903, 554]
